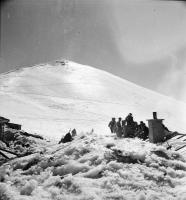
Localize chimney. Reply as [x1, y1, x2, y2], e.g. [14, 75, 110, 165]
[153, 112, 157, 119]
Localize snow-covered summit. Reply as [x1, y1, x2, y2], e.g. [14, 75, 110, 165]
[0, 60, 185, 139]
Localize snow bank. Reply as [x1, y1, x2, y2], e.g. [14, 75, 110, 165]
[20, 179, 38, 195]
[1, 131, 186, 199]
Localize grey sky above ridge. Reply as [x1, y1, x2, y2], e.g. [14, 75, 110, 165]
[1, 0, 186, 102]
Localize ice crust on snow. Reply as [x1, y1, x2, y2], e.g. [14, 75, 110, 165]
[1, 132, 186, 200]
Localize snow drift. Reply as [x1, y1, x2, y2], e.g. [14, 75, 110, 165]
[1, 132, 186, 200]
[0, 60, 186, 139]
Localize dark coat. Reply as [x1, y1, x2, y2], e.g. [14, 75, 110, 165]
[108, 120, 116, 133]
[125, 115, 133, 126]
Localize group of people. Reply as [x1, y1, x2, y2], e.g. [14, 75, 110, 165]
[108, 113, 149, 140]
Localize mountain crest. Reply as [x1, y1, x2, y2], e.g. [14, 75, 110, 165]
[0, 60, 186, 138]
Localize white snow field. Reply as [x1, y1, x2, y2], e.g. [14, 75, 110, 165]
[1, 132, 186, 200]
[1, 61, 186, 200]
[0, 60, 186, 139]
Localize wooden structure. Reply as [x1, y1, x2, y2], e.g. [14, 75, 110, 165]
[0, 117, 10, 141]
[6, 123, 22, 130]
[0, 116, 22, 142]
[147, 112, 165, 143]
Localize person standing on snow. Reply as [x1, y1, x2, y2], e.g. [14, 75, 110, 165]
[116, 117, 122, 137]
[121, 120, 127, 137]
[125, 113, 134, 126]
[108, 118, 116, 133]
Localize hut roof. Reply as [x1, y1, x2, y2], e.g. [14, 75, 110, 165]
[0, 116, 10, 123]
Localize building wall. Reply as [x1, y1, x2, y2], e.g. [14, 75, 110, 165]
[148, 119, 165, 143]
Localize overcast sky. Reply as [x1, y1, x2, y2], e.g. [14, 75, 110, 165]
[1, 0, 186, 102]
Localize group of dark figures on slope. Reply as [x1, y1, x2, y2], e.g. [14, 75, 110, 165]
[108, 113, 150, 140]
[59, 113, 150, 144]
[59, 113, 170, 144]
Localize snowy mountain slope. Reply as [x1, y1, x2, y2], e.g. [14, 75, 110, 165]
[0, 60, 186, 139]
